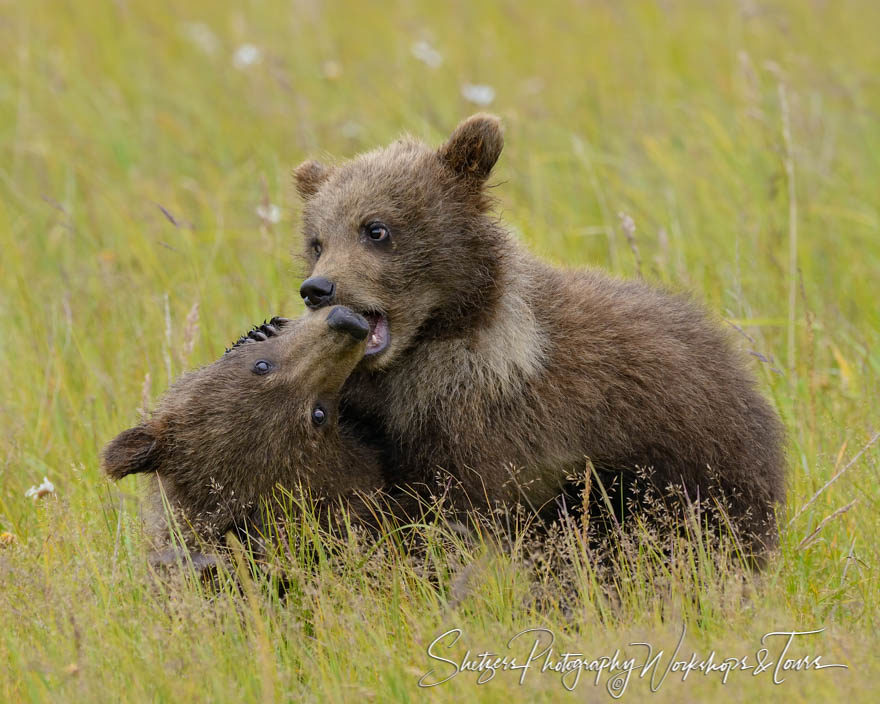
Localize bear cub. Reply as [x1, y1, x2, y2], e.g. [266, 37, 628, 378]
[293, 114, 786, 561]
[102, 306, 386, 557]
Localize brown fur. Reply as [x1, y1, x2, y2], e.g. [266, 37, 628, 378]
[293, 114, 786, 559]
[101, 307, 385, 549]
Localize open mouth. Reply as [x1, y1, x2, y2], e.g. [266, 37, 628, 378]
[362, 312, 390, 355]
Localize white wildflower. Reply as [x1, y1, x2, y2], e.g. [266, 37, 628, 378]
[340, 120, 363, 138]
[256, 203, 281, 224]
[322, 60, 342, 79]
[411, 41, 443, 68]
[461, 83, 495, 106]
[181, 22, 219, 56]
[25, 477, 55, 500]
[233, 44, 262, 69]
[618, 211, 636, 236]
[520, 76, 544, 96]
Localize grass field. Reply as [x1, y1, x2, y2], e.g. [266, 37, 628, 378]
[2, 0, 879, 701]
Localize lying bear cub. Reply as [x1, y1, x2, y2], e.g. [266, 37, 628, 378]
[101, 306, 386, 558]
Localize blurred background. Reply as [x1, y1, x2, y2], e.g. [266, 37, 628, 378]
[0, 2, 878, 699]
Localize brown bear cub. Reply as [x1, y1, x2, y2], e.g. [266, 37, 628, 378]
[101, 306, 386, 559]
[293, 114, 786, 561]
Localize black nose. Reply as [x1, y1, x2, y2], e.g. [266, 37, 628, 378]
[326, 306, 369, 341]
[300, 276, 335, 309]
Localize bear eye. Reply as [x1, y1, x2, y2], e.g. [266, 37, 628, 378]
[253, 359, 274, 375]
[365, 222, 389, 242]
[311, 241, 323, 258]
[311, 404, 327, 426]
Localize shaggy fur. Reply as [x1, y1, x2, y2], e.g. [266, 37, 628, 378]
[293, 114, 786, 559]
[101, 307, 385, 549]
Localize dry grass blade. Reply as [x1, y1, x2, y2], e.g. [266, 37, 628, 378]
[618, 211, 642, 278]
[788, 431, 880, 527]
[181, 302, 201, 364]
[137, 371, 152, 419]
[589, 458, 620, 532]
[797, 500, 858, 550]
[580, 456, 594, 543]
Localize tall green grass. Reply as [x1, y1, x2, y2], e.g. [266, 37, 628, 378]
[1, 0, 878, 700]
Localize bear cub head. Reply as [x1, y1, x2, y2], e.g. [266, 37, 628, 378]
[101, 306, 375, 543]
[295, 114, 506, 370]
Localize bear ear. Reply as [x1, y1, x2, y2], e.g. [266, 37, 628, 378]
[438, 113, 503, 182]
[101, 425, 159, 480]
[293, 160, 333, 199]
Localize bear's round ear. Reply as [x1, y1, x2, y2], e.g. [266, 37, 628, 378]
[293, 160, 333, 200]
[438, 113, 503, 182]
[101, 425, 159, 480]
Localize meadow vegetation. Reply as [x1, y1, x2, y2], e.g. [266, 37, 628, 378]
[1, 0, 878, 701]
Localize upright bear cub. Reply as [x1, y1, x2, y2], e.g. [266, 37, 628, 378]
[102, 307, 385, 550]
[293, 114, 786, 560]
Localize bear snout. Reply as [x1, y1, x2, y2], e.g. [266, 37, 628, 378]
[326, 306, 369, 341]
[300, 276, 335, 308]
